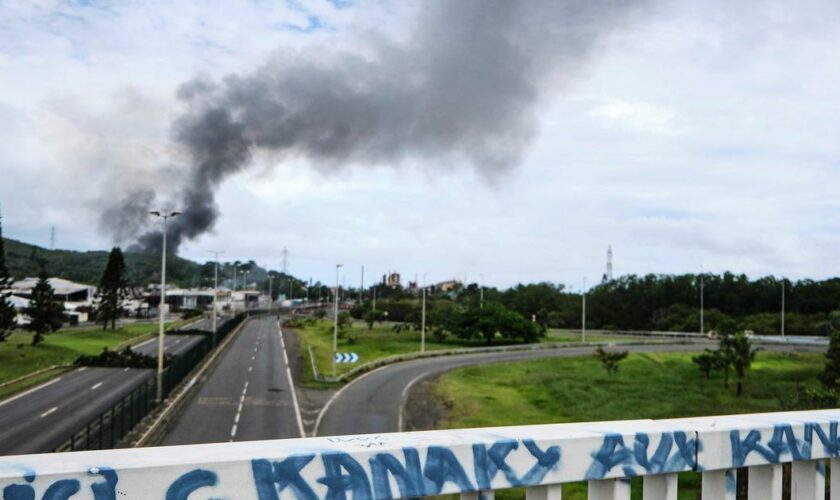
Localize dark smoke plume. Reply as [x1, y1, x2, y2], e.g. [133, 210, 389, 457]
[128, 0, 648, 252]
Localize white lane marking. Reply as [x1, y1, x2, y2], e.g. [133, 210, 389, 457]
[0, 377, 63, 408]
[398, 372, 430, 432]
[77, 367, 87, 372]
[40, 406, 58, 418]
[251, 355, 255, 361]
[91, 382, 103, 390]
[248, 366, 253, 373]
[278, 323, 305, 438]
[229, 424, 238, 440]
[123, 367, 130, 372]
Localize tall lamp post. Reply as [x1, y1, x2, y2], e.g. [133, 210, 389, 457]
[700, 265, 705, 336]
[421, 273, 428, 353]
[150, 210, 179, 403]
[209, 250, 223, 348]
[581, 276, 587, 343]
[480, 273, 484, 309]
[333, 264, 343, 377]
[781, 279, 786, 337]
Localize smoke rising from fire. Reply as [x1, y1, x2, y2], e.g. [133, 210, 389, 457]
[123, 0, 648, 253]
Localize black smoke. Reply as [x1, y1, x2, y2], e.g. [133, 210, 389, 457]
[127, 0, 649, 253]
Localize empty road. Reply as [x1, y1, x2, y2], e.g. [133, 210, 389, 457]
[315, 342, 826, 437]
[0, 318, 210, 455]
[161, 316, 303, 445]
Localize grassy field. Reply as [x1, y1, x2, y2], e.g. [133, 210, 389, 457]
[0, 320, 191, 395]
[291, 319, 656, 384]
[291, 318, 559, 383]
[433, 351, 825, 500]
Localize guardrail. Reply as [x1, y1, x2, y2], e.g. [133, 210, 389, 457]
[6, 409, 838, 499]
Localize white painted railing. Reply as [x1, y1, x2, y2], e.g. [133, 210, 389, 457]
[2, 409, 839, 499]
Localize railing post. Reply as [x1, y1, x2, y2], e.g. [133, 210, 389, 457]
[748, 464, 782, 500]
[526, 484, 562, 500]
[588, 478, 631, 500]
[701, 470, 736, 500]
[642, 473, 677, 500]
[791, 460, 825, 500]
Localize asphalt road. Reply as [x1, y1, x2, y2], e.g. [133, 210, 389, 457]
[0, 317, 211, 455]
[0, 367, 152, 454]
[161, 316, 304, 445]
[315, 342, 827, 437]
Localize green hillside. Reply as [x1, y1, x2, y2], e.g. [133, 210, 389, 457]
[3, 237, 208, 287]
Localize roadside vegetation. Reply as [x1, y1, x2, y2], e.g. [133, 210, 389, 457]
[433, 350, 825, 500]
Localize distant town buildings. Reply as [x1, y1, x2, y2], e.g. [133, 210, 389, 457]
[382, 272, 401, 288]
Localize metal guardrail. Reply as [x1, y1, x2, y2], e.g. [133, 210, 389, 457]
[4, 409, 840, 499]
[54, 313, 249, 453]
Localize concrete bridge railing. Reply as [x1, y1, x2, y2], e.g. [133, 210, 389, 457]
[2, 409, 839, 499]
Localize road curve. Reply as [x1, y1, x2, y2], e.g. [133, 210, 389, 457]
[315, 342, 825, 437]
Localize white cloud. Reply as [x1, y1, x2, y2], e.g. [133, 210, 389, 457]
[0, 0, 838, 287]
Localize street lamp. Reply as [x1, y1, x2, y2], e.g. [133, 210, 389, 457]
[209, 250, 223, 348]
[421, 273, 427, 353]
[581, 276, 587, 343]
[333, 264, 343, 376]
[700, 265, 705, 336]
[480, 273, 484, 309]
[150, 210, 180, 403]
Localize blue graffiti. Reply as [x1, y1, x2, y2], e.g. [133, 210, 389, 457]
[166, 469, 218, 500]
[2, 473, 35, 500]
[318, 452, 372, 500]
[729, 422, 840, 466]
[42, 480, 79, 500]
[585, 432, 696, 480]
[423, 446, 474, 494]
[369, 448, 423, 499]
[252, 455, 318, 500]
[88, 467, 118, 500]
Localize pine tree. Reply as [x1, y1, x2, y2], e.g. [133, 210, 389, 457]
[95, 247, 129, 330]
[25, 271, 64, 345]
[0, 213, 16, 341]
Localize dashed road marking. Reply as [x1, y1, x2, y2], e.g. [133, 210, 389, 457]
[40, 407, 58, 418]
[91, 382, 103, 390]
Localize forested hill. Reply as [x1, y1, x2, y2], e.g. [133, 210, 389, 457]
[3, 237, 206, 287]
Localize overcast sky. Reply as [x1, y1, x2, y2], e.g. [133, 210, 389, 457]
[1, 0, 838, 288]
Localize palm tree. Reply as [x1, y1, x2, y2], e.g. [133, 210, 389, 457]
[730, 333, 760, 396]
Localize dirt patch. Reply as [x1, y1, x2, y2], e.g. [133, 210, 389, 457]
[403, 375, 448, 431]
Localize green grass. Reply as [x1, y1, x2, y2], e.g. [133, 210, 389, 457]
[0, 320, 190, 389]
[291, 319, 543, 384]
[434, 351, 824, 500]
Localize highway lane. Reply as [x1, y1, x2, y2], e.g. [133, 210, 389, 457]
[0, 317, 212, 455]
[133, 333, 206, 357]
[315, 342, 827, 437]
[161, 316, 303, 446]
[0, 367, 152, 454]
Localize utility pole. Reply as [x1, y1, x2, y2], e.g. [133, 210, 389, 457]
[333, 264, 343, 377]
[421, 273, 427, 353]
[480, 273, 484, 309]
[700, 265, 705, 336]
[781, 279, 786, 337]
[581, 276, 587, 343]
[372, 287, 376, 311]
[49, 226, 55, 250]
[282, 246, 288, 275]
[233, 263, 238, 291]
[209, 251, 223, 348]
[150, 210, 180, 403]
[268, 275, 274, 316]
[360, 265, 364, 303]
